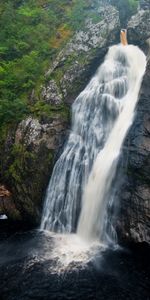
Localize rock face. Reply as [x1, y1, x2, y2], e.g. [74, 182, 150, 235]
[15, 117, 67, 151]
[128, 9, 150, 45]
[0, 116, 68, 224]
[114, 8, 150, 245]
[116, 58, 150, 244]
[43, 4, 120, 104]
[41, 80, 63, 105]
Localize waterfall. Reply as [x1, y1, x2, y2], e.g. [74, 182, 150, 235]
[41, 44, 146, 245]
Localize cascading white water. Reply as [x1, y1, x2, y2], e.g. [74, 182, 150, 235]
[77, 45, 146, 243]
[41, 44, 146, 245]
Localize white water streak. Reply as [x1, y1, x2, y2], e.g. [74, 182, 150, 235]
[77, 45, 146, 243]
[41, 44, 146, 246]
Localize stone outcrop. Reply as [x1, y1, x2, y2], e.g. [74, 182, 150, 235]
[15, 116, 67, 151]
[128, 9, 150, 45]
[41, 80, 63, 105]
[42, 4, 120, 104]
[1, 116, 68, 224]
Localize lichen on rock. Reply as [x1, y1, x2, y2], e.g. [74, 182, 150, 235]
[41, 80, 63, 105]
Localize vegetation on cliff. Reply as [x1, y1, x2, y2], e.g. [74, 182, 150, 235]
[0, 0, 101, 128]
[0, 0, 139, 128]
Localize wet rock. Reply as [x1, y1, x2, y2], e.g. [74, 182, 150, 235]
[117, 59, 150, 244]
[111, 7, 150, 246]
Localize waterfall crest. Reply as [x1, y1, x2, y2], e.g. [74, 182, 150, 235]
[41, 44, 146, 244]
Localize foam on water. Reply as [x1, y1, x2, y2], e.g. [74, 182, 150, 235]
[41, 231, 105, 273]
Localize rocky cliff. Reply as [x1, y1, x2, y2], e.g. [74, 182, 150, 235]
[43, 3, 120, 105]
[117, 57, 150, 244]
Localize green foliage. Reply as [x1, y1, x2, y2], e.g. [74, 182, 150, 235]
[31, 101, 70, 121]
[0, 98, 29, 126]
[7, 144, 36, 183]
[67, 0, 101, 30]
[1, 0, 138, 135]
[128, 0, 139, 11]
[111, 0, 139, 25]
[0, 0, 97, 132]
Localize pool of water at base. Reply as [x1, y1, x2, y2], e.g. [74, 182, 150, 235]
[0, 229, 149, 300]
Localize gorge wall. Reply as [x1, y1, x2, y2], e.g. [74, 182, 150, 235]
[117, 57, 150, 244]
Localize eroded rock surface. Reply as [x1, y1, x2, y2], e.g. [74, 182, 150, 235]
[1, 116, 68, 224]
[41, 80, 63, 105]
[117, 59, 150, 244]
[128, 9, 150, 45]
[115, 8, 150, 244]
